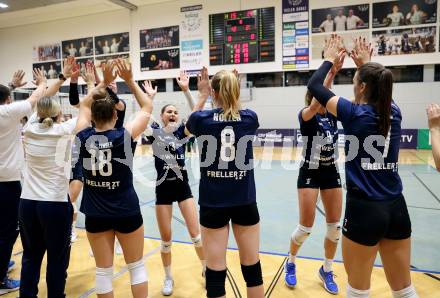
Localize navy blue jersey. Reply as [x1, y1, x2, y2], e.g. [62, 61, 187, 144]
[337, 98, 403, 199]
[186, 108, 259, 207]
[115, 99, 126, 128]
[299, 109, 338, 169]
[146, 123, 188, 181]
[77, 127, 140, 217]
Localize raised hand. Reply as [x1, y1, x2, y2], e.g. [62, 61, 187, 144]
[102, 61, 117, 85]
[70, 63, 80, 84]
[81, 64, 96, 85]
[115, 59, 132, 83]
[351, 37, 373, 68]
[324, 34, 342, 63]
[142, 80, 157, 98]
[63, 56, 75, 78]
[32, 68, 47, 86]
[331, 50, 346, 74]
[197, 66, 211, 99]
[10, 70, 27, 88]
[427, 103, 440, 130]
[176, 70, 190, 92]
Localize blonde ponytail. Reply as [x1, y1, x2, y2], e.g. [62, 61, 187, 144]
[212, 70, 241, 120]
[37, 97, 61, 128]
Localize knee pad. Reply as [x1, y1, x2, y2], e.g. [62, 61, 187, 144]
[205, 267, 227, 298]
[347, 284, 370, 298]
[127, 259, 148, 285]
[291, 225, 312, 246]
[95, 266, 113, 294]
[191, 234, 202, 248]
[326, 222, 341, 243]
[241, 261, 263, 287]
[161, 240, 172, 253]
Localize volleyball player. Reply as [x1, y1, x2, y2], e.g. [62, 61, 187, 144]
[307, 35, 418, 298]
[143, 69, 209, 296]
[186, 69, 263, 298]
[285, 54, 345, 294]
[427, 103, 440, 171]
[19, 59, 78, 297]
[74, 60, 153, 298]
[0, 69, 45, 295]
[68, 61, 126, 251]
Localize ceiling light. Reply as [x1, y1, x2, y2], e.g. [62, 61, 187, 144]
[0, 3, 8, 9]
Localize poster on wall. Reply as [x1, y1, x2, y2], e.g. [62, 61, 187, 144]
[311, 31, 369, 60]
[95, 54, 130, 66]
[180, 5, 203, 74]
[94, 32, 130, 55]
[32, 61, 62, 79]
[311, 4, 369, 33]
[282, 0, 309, 69]
[74, 57, 94, 75]
[33, 44, 61, 62]
[62, 37, 93, 58]
[372, 26, 436, 55]
[139, 26, 179, 50]
[373, 0, 437, 28]
[140, 49, 180, 71]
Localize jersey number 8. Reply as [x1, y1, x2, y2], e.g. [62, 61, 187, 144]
[220, 127, 235, 162]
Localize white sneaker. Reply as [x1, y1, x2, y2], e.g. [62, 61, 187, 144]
[115, 240, 123, 255]
[162, 278, 174, 296]
[71, 228, 78, 243]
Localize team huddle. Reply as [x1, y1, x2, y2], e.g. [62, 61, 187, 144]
[3, 33, 440, 298]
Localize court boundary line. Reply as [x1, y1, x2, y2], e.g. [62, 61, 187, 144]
[226, 268, 242, 298]
[412, 172, 440, 205]
[264, 257, 287, 298]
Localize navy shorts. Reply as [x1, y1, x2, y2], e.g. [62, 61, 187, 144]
[297, 166, 341, 190]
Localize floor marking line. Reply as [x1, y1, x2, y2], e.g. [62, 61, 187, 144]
[412, 172, 440, 205]
[410, 265, 440, 283]
[265, 257, 287, 298]
[227, 267, 242, 298]
[407, 205, 440, 211]
[79, 246, 161, 298]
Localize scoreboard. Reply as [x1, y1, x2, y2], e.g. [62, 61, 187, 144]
[209, 7, 275, 65]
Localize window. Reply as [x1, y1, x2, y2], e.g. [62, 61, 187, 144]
[388, 65, 423, 83]
[435, 65, 440, 81]
[138, 79, 166, 93]
[247, 72, 283, 88]
[334, 68, 356, 85]
[285, 71, 314, 87]
[173, 76, 198, 91]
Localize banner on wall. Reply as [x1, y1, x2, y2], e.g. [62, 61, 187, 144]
[255, 129, 296, 147]
[139, 26, 179, 50]
[282, 0, 309, 70]
[180, 4, 203, 74]
[33, 44, 61, 62]
[311, 4, 369, 33]
[418, 129, 432, 149]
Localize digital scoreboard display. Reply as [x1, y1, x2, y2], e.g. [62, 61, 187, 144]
[209, 7, 275, 65]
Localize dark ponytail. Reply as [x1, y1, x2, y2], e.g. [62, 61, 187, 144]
[357, 62, 393, 137]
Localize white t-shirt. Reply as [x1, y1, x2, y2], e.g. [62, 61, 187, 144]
[320, 20, 334, 32]
[387, 12, 403, 27]
[334, 15, 347, 31]
[68, 48, 77, 57]
[21, 113, 77, 202]
[103, 46, 110, 54]
[0, 101, 32, 181]
[79, 46, 88, 56]
[110, 43, 120, 53]
[347, 15, 361, 30]
[48, 69, 57, 79]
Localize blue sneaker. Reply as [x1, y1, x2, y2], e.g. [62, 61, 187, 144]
[319, 266, 338, 295]
[284, 262, 297, 288]
[0, 277, 20, 295]
[7, 261, 15, 273]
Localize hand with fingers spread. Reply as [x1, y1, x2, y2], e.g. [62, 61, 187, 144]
[33, 68, 47, 86]
[114, 59, 132, 83]
[93, 62, 102, 84]
[142, 80, 158, 98]
[197, 66, 211, 99]
[176, 70, 190, 92]
[9, 70, 27, 89]
[351, 37, 373, 68]
[70, 63, 81, 84]
[63, 56, 75, 78]
[330, 50, 346, 74]
[324, 34, 343, 64]
[427, 103, 440, 130]
[102, 61, 117, 86]
[81, 64, 96, 86]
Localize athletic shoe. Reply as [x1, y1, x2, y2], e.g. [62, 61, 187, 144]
[7, 261, 14, 273]
[0, 277, 20, 295]
[115, 241, 123, 255]
[284, 261, 297, 288]
[319, 266, 338, 295]
[162, 278, 174, 296]
[71, 228, 78, 243]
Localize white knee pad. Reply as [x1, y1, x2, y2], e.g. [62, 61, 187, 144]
[161, 240, 172, 253]
[95, 266, 113, 294]
[127, 259, 148, 285]
[191, 234, 202, 248]
[291, 225, 312, 246]
[392, 285, 418, 298]
[326, 222, 341, 243]
[347, 284, 370, 298]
